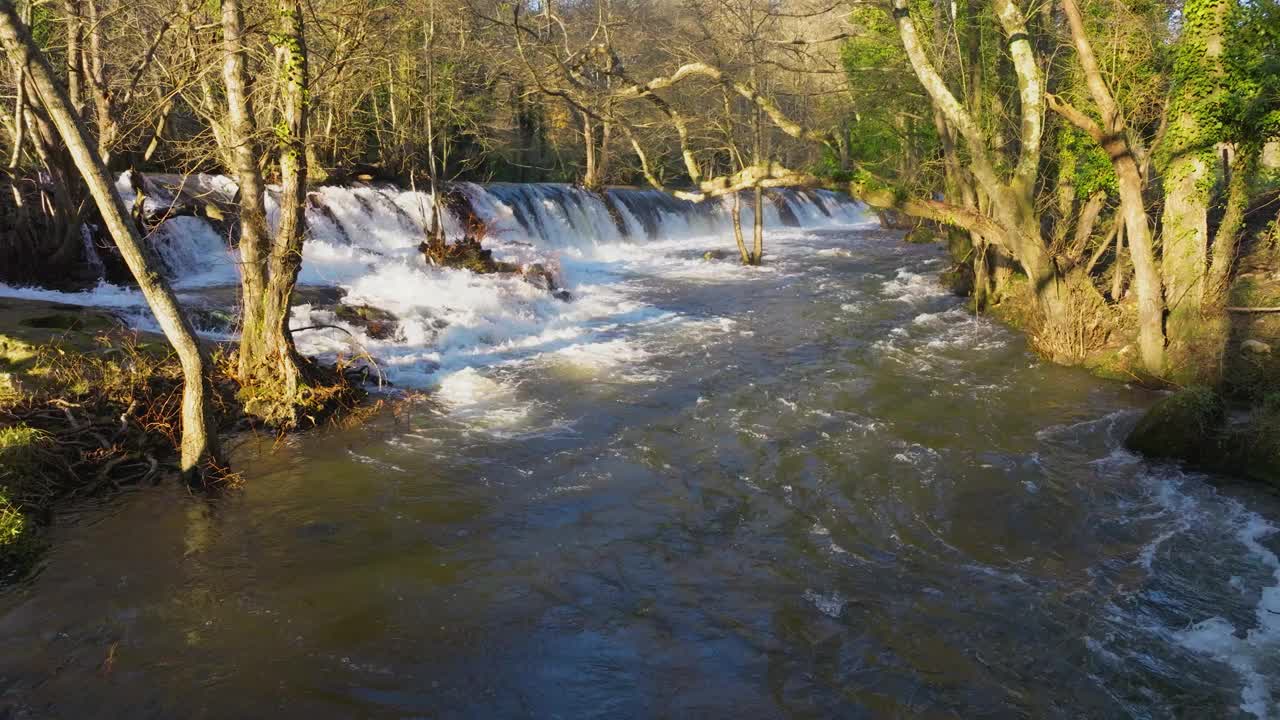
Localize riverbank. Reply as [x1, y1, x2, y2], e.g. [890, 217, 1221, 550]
[925, 224, 1280, 490]
[0, 297, 367, 581]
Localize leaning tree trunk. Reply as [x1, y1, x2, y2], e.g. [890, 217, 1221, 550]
[254, 0, 310, 422]
[0, 0, 222, 475]
[220, 0, 271, 383]
[1206, 146, 1257, 305]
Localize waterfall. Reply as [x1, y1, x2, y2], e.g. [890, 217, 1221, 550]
[109, 174, 866, 282]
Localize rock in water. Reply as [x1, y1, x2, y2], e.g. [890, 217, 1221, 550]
[420, 236, 517, 274]
[1242, 339, 1272, 355]
[522, 263, 558, 292]
[418, 238, 571, 301]
[522, 264, 573, 301]
[1125, 386, 1225, 463]
[703, 249, 728, 261]
[333, 304, 400, 340]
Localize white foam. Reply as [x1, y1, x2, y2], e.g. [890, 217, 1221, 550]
[880, 268, 949, 304]
[1174, 511, 1280, 718]
[803, 589, 847, 618]
[817, 247, 854, 258]
[433, 368, 535, 431]
[0, 281, 146, 308]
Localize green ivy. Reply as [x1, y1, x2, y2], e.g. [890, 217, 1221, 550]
[1057, 126, 1117, 199]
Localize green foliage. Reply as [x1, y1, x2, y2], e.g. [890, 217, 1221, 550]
[0, 424, 45, 578]
[29, 2, 56, 48]
[1224, 0, 1280, 143]
[1158, 0, 1280, 168]
[1056, 126, 1116, 199]
[834, 5, 938, 188]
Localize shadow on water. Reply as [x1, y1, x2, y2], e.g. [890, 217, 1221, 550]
[2, 226, 1279, 718]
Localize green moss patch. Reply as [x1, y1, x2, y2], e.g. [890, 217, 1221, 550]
[0, 424, 51, 578]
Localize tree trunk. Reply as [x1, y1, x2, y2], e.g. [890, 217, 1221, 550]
[1056, 0, 1166, 375]
[892, 0, 1057, 309]
[62, 0, 82, 113]
[581, 111, 599, 191]
[731, 191, 750, 264]
[255, 0, 310, 420]
[0, 0, 222, 475]
[1159, 0, 1230, 382]
[220, 0, 271, 383]
[1161, 151, 1210, 375]
[1111, 218, 1126, 301]
[751, 184, 764, 265]
[1116, 156, 1165, 375]
[1206, 145, 1257, 305]
[1068, 190, 1106, 259]
[81, 0, 116, 165]
[598, 119, 610, 187]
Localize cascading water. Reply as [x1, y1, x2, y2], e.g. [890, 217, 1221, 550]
[7, 173, 868, 388]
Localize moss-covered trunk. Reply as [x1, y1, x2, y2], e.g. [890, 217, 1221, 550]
[256, 0, 310, 418]
[223, 0, 312, 425]
[1158, 0, 1231, 384]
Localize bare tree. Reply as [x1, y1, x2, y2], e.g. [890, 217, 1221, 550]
[0, 0, 222, 476]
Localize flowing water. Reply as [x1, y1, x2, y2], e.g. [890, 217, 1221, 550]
[1, 181, 1279, 718]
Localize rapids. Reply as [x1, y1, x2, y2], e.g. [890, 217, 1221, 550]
[0, 181, 1278, 717]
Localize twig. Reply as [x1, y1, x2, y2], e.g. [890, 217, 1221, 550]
[1226, 307, 1280, 313]
[291, 323, 356, 337]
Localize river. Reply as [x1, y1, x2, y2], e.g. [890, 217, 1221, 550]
[1, 185, 1278, 717]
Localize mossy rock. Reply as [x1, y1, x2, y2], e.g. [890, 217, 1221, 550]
[1124, 387, 1226, 463]
[904, 226, 936, 244]
[333, 304, 400, 340]
[939, 264, 974, 297]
